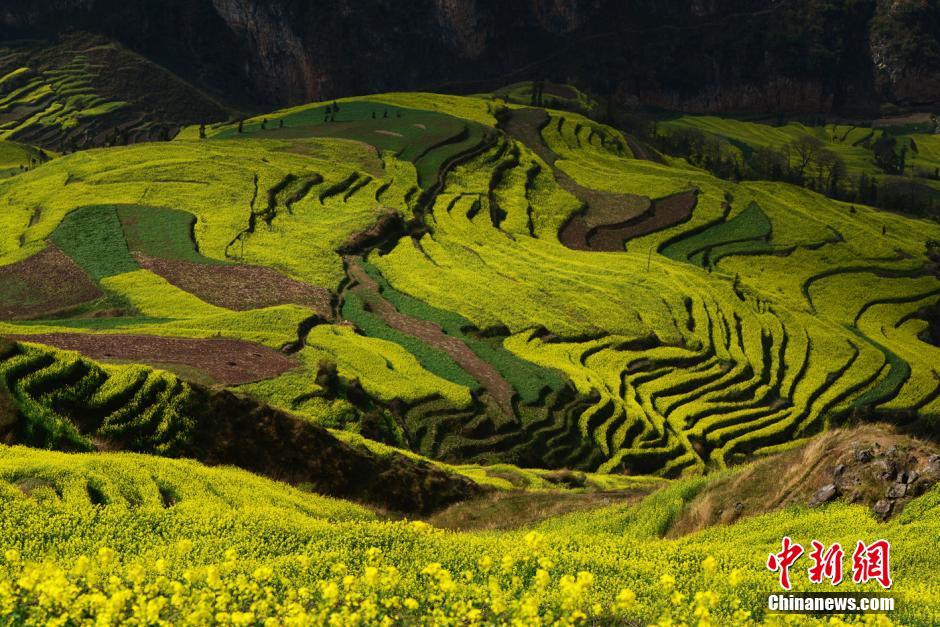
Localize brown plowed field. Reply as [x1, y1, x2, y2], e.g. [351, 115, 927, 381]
[597, 190, 698, 245]
[135, 253, 333, 317]
[5, 333, 298, 385]
[0, 244, 102, 319]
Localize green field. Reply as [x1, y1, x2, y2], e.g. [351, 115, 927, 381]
[0, 91, 937, 473]
[1, 82, 939, 624]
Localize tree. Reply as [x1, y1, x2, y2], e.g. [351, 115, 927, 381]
[198, 123, 206, 139]
[237, 120, 243, 134]
[750, 146, 787, 181]
[873, 135, 904, 174]
[261, 118, 268, 130]
[816, 149, 846, 196]
[788, 135, 824, 182]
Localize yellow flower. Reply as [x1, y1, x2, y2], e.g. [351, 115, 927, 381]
[728, 569, 743, 587]
[702, 555, 717, 574]
[615, 588, 636, 612]
[659, 573, 676, 591]
[669, 590, 685, 606]
[176, 539, 193, 554]
[97, 547, 115, 567]
[409, 520, 430, 533]
[253, 566, 273, 582]
[534, 569, 550, 589]
[523, 531, 545, 553]
[421, 563, 442, 578]
[3, 550, 20, 564]
[478, 555, 493, 572]
[320, 581, 339, 604]
[71, 556, 90, 577]
[403, 597, 419, 611]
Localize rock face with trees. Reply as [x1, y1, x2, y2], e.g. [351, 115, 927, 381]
[2, 0, 938, 114]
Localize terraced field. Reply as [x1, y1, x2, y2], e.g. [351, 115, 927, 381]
[0, 32, 228, 151]
[656, 114, 940, 213]
[0, 88, 937, 483]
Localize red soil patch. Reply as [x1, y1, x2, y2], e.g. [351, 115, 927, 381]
[557, 215, 592, 251]
[610, 190, 698, 243]
[348, 260, 515, 414]
[0, 244, 102, 320]
[501, 108, 655, 252]
[4, 333, 297, 385]
[559, 190, 698, 252]
[134, 253, 333, 317]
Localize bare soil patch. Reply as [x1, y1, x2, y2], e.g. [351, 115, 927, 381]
[557, 214, 592, 250]
[580, 190, 698, 251]
[135, 253, 333, 317]
[500, 108, 558, 166]
[4, 333, 297, 385]
[0, 243, 102, 320]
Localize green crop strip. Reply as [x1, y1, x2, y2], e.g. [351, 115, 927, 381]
[360, 259, 565, 404]
[341, 291, 479, 391]
[117, 205, 223, 265]
[49, 205, 138, 280]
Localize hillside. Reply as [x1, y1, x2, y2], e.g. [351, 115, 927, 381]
[0, 38, 939, 620]
[0, 434, 937, 624]
[0, 31, 231, 152]
[1, 91, 937, 481]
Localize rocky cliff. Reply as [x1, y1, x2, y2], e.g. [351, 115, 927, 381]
[2, 0, 938, 115]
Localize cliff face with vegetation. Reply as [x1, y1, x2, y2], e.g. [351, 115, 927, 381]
[2, 0, 938, 114]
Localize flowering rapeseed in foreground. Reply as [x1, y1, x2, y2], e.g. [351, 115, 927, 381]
[0, 541, 901, 626]
[0, 447, 937, 625]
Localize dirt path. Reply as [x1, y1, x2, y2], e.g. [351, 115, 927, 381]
[347, 260, 516, 414]
[4, 333, 298, 385]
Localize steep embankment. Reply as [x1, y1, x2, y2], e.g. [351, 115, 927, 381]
[0, 338, 483, 514]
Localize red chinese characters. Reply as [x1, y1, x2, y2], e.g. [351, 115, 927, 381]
[851, 539, 893, 589]
[767, 536, 804, 590]
[807, 540, 844, 585]
[767, 538, 893, 590]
